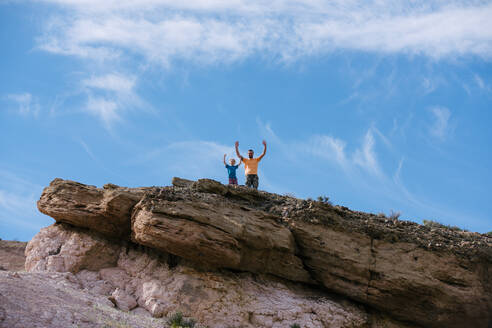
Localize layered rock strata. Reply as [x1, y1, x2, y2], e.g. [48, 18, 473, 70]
[22, 223, 369, 328]
[31, 178, 492, 328]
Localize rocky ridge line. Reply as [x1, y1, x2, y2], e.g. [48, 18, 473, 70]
[30, 177, 492, 328]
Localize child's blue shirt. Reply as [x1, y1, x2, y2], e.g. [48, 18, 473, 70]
[225, 165, 239, 179]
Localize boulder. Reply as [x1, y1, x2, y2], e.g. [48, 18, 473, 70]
[111, 288, 138, 311]
[37, 178, 150, 237]
[25, 223, 120, 273]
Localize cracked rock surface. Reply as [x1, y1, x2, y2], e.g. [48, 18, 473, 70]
[28, 177, 492, 328]
[21, 224, 371, 328]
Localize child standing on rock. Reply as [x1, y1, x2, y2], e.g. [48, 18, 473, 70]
[223, 154, 242, 185]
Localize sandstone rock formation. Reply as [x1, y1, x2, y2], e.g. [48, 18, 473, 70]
[27, 177, 492, 328]
[37, 178, 151, 238]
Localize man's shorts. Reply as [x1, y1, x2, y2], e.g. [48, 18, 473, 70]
[245, 174, 259, 189]
[229, 177, 238, 185]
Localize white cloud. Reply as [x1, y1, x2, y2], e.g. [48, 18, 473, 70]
[5, 93, 40, 116]
[304, 129, 383, 177]
[85, 96, 120, 127]
[307, 135, 348, 168]
[82, 73, 136, 93]
[474, 74, 491, 91]
[36, 1, 492, 67]
[260, 119, 383, 178]
[429, 106, 451, 140]
[81, 73, 144, 127]
[353, 130, 382, 176]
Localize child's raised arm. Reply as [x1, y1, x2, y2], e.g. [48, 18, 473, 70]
[223, 154, 227, 166]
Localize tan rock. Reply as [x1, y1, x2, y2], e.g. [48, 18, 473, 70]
[172, 177, 194, 188]
[37, 178, 149, 237]
[290, 220, 491, 328]
[131, 193, 312, 283]
[31, 177, 492, 328]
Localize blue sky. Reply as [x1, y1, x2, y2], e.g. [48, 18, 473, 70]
[1, 0, 491, 241]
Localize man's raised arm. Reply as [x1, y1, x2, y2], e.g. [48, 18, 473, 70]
[258, 140, 267, 159]
[235, 141, 244, 160]
[223, 154, 227, 166]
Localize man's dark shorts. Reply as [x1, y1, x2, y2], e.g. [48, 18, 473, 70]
[246, 174, 259, 189]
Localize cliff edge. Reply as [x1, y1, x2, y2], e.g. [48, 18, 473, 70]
[6, 178, 491, 327]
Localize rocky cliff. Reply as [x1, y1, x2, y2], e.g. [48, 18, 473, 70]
[5, 178, 491, 328]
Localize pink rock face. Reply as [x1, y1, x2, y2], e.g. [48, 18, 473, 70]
[24, 224, 372, 328]
[25, 224, 120, 273]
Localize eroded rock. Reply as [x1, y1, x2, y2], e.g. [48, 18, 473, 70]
[37, 178, 150, 237]
[290, 220, 491, 328]
[131, 192, 312, 283]
[25, 225, 372, 328]
[25, 223, 120, 273]
[30, 177, 492, 328]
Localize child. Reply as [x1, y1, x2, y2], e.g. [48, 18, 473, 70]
[223, 154, 242, 185]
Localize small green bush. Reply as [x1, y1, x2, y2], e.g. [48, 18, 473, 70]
[167, 312, 196, 328]
[290, 324, 301, 328]
[486, 231, 492, 236]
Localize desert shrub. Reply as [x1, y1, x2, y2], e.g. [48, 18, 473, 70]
[388, 210, 400, 220]
[167, 312, 196, 328]
[290, 324, 301, 328]
[422, 220, 464, 231]
[316, 196, 332, 205]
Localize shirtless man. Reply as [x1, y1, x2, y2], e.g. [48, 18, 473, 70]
[235, 140, 267, 189]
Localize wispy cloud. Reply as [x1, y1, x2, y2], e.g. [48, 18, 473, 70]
[474, 74, 491, 92]
[429, 106, 452, 141]
[259, 120, 385, 180]
[32, 1, 492, 127]
[80, 73, 144, 128]
[5, 93, 40, 116]
[353, 130, 382, 177]
[82, 73, 136, 93]
[258, 120, 488, 230]
[37, 1, 492, 67]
